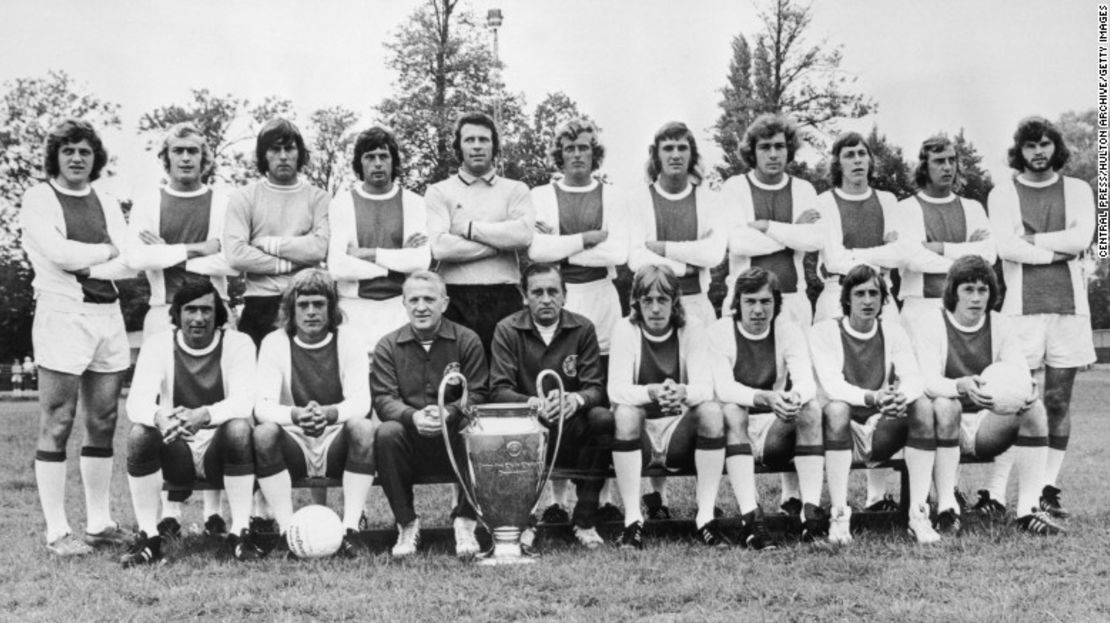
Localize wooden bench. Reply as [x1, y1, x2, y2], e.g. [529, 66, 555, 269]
[163, 456, 993, 543]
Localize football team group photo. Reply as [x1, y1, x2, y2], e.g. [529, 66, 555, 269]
[2, 0, 1106, 620]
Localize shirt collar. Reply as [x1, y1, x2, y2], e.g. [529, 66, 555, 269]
[457, 169, 498, 186]
[508, 309, 582, 331]
[396, 319, 458, 344]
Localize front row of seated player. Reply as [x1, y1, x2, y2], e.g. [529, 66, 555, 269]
[120, 256, 1060, 566]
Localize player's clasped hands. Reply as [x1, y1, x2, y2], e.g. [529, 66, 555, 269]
[293, 401, 329, 438]
[762, 390, 801, 422]
[157, 406, 208, 444]
[876, 387, 908, 418]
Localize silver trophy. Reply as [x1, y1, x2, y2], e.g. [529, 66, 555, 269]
[438, 369, 565, 565]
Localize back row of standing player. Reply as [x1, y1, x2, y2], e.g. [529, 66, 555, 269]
[21, 110, 1093, 555]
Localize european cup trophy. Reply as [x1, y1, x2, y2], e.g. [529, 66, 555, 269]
[439, 369, 565, 565]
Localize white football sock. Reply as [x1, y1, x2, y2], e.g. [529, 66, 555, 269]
[694, 448, 725, 528]
[612, 450, 643, 526]
[903, 447, 935, 509]
[550, 478, 570, 508]
[256, 471, 294, 533]
[162, 498, 183, 521]
[342, 472, 375, 530]
[933, 446, 961, 512]
[780, 472, 801, 504]
[128, 471, 162, 535]
[203, 490, 223, 519]
[794, 455, 825, 508]
[80, 455, 114, 533]
[987, 446, 1014, 503]
[1015, 444, 1048, 515]
[252, 489, 271, 518]
[725, 454, 757, 515]
[825, 450, 852, 509]
[224, 475, 255, 535]
[36, 458, 70, 542]
[1043, 448, 1066, 487]
[865, 467, 892, 506]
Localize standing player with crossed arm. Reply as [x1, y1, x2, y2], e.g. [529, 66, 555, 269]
[528, 119, 627, 523]
[224, 118, 329, 347]
[328, 126, 430, 360]
[21, 119, 135, 556]
[127, 122, 239, 537]
[980, 116, 1096, 519]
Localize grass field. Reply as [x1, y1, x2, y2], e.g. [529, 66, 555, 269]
[1, 368, 1109, 622]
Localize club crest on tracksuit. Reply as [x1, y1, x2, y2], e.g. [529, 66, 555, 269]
[562, 355, 578, 378]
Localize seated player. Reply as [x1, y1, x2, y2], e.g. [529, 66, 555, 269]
[608, 265, 727, 549]
[490, 263, 614, 549]
[809, 264, 940, 545]
[122, 280, 258, 565]
[371, 270, 488, 559]
[914, 255, 1063, 535]
[252, 269, 374, 558]
[707, 267, 826, 548]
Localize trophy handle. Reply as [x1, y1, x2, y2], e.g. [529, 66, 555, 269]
[534, 369, 566, 500]
[438, 371, 484, 524]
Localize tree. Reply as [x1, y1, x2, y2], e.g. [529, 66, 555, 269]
[712, 0, 876, 179]
[1055, 109, 1098, 184]
[0, 71, 122, 359]
[302, 106, 361, 196]
[951, 129, 993, 206]
[501, 92, 598, 188]
[713, 35, 757, 177]
[865, 126, 914, 200]
[377, 0, 526, 193]
[137, 89, 295, 186]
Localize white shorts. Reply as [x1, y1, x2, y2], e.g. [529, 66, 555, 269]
[1009, 313, 1096, 370]
[748, 412, 776, 465]
[814, 279, 900, 324]
[565, 279, 621, 355]
[723, 291, 812, 327]
[958, 409, 990, 458]
[899, 297, 943, 341]
[644, 413, 685, 471]
[681, 293, 717, 329]
[339, 297, 409, 357]
[849, 414, 903, 466]
[143, 304, 173, 339]
[32, 295, 130, 375]
[284, 423, 345, 478]
[188, 428, 218, 479]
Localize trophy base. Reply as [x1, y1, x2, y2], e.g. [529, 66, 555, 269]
[477, 527, 536, 566]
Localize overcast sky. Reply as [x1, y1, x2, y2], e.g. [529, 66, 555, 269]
[0, 0, 1098, 197]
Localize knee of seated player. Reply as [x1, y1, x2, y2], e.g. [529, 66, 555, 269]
[795, 400, 823, 445]
[693, 401, 724, 438]
[374, 419, 406, 454]
[344, 417, 378, 455]
[907, 396, 935, 438]
[126, 423, 163, 474]
[823, 401, 851, 440]
[584, 406, 615, 437]
[1018, 399, 1049, 437]
[252, 421, 284, 458]
[721, 403, 750, 444]
[613, 404, 645, 440]
[218, 418, 254, 462]
[931, 397, 962, 439]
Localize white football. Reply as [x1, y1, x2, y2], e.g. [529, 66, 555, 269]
[979, 361, 1032, 415]
[285, 505, 344, 559]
